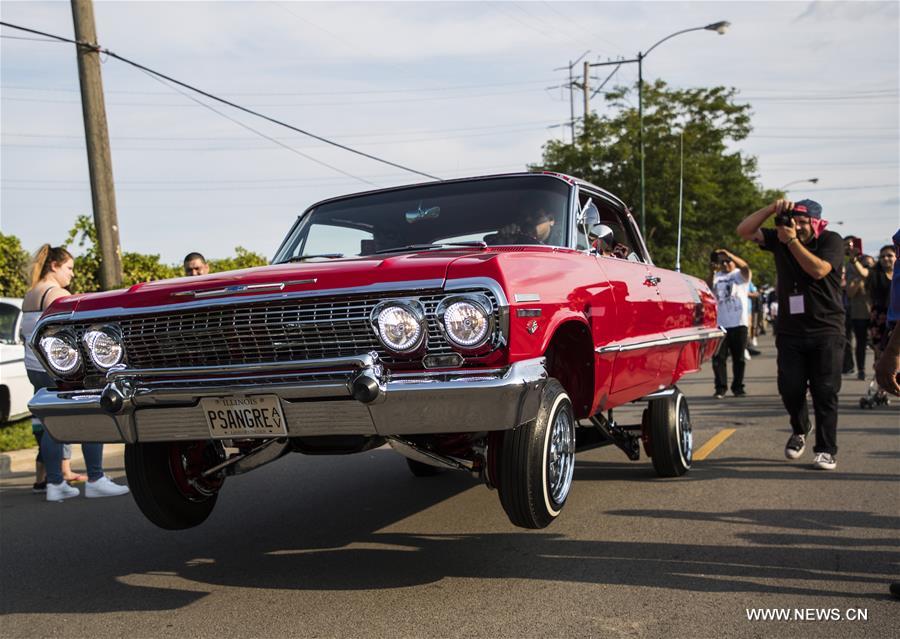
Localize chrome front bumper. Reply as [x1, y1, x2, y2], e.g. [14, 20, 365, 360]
[28, 353, 548, 444]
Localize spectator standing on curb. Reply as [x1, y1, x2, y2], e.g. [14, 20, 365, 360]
[20, 245, 86, 492]
[844, 238, 870, 380]
[737, 198, 845, 471]
[707, 248, 752, 399]
[183, 252, 210, 276]
[22, 245, 130, 502]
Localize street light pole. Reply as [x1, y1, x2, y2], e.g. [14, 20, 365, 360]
[590, 22, 729, 237]
[635, 21, 730, 238]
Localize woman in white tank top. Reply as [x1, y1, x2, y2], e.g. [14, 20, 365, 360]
[23, 245, 129, 502]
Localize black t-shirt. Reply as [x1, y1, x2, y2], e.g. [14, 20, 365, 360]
[761, 228, 845, 336]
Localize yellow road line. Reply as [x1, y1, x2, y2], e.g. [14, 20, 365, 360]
[694, 428, 737, 461]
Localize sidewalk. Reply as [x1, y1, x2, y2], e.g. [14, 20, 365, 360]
[0, 443, 125, 477]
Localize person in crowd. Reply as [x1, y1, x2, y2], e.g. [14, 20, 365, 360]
[22, 245, 130, 502]
[746, 281, 762, 356]
[844, 238, 870, 379]
[866, 244, 896, 369]
[874, 231, 900, 395]
[737, 198, 844, 471]
[183, 252, 210, 276]
[21, 246, 86, 492]
[707, 248, 752, 398]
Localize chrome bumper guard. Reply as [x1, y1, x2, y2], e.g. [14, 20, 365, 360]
[28, 353, 548, 444]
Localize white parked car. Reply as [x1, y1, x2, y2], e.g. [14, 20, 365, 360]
[0, 297, 31, 422]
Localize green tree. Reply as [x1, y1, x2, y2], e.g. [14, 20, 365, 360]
[531, 80, 779, 283]
[0, 233, 31, 297]
[64, 215, 179, 293]
[208, 246, 268, 272]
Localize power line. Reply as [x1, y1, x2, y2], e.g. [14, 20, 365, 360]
[1, 118, 559, 141]
[0, 20, 441, 181]
[0, 78, 560, 97]
[136, 68, 375, 186]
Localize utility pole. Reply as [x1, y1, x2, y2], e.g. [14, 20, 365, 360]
[582, 60, 590, 133]
[71, 0, 123, 290]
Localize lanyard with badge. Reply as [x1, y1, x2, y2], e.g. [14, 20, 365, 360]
[785, 237, 815, 315]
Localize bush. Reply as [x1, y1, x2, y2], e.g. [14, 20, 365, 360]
[0, 233, 31, 297]
[0, 417, 34, 453]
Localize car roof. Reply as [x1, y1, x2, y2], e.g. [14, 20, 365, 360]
[0, 297, 23, 309]
[301, 171, 629, 214]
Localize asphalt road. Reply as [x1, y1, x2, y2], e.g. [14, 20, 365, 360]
[1, 334, 897, 638]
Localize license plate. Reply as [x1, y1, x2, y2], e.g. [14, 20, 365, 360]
[201, 395, 288, 439]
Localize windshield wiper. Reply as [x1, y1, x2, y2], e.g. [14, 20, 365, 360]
[374, 241, 487, 255]
[281, 253, 344, 263]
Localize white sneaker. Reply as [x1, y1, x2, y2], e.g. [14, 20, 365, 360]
[813, 452, 837, 471]
[46, 481, 79, 502]
[744, 349, 752, 361]
[85, 475, 130, 498]
[751, 337, 758, 347]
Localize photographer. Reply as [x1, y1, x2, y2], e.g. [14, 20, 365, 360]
[706, 249, 752, 398]
[737, 199, 845, 470]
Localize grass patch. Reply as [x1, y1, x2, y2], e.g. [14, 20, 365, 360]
[0, 416, 35, 453]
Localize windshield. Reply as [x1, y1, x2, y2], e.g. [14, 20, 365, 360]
[0, 303, 19, 345]
[273, 175, 572, 262]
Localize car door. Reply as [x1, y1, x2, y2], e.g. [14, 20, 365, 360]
[578, 192, 662, 406]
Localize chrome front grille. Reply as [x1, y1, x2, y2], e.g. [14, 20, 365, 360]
[113, 289, 500, 369]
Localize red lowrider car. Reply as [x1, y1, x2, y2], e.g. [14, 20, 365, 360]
[29, 173, 722, 530]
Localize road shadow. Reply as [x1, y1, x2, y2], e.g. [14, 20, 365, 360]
[573, 456, 900, 484]
[2, 451, 897, 616]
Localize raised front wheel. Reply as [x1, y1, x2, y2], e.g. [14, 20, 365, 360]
[648, 387, 692, 477]
[125, 441, 224, 530]
[497, 379, 575, 529]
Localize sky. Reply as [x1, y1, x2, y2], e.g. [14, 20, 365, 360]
[1, 1, 898, 265]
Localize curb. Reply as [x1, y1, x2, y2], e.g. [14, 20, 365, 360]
[0, 444, 125, 477]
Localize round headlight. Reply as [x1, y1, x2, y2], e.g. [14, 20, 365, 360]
[39, 335, 81, 374]
[373, 303, 425, 353]
[83, 329, 124, 369]
[443, 300, 490, 348]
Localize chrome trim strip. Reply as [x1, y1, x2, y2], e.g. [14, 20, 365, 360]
[514, 293, 541, 303]
[171, 279, 319, 298]
[105, 353, 380, 381]
[595, 326, 725, 354]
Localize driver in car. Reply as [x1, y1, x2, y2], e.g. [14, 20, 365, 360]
[489, 195, 560, 245]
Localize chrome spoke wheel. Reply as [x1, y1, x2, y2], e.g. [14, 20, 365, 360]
[677, 400, 692, 466]
[547, 405, 575, 506]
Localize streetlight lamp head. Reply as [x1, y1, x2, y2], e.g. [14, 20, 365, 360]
[810, 177, 820, 184]
[705, 21, 731, 35]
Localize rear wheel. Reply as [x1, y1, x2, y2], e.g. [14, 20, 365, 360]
[497, 379, 575, 529]
[125, 440, 224, 530]
[648, 387, 692, 477]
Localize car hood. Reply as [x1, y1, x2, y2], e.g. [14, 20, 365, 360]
[55, 251, 495, 315]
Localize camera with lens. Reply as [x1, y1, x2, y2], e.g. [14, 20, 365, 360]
[774, 212, 794, 227]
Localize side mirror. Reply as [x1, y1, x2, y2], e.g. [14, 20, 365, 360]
[590, 224, 614, 248]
